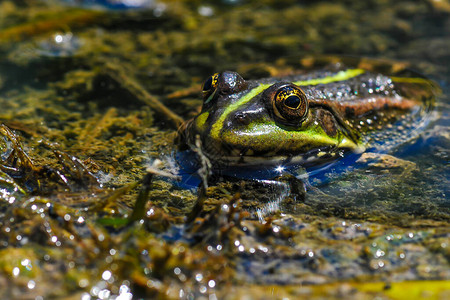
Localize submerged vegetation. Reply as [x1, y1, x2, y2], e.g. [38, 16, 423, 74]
[0, 0, 449, 298]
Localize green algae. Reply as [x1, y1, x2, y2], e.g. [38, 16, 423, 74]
[0, 0, 449, 298]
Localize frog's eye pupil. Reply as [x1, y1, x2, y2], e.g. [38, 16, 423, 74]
[203, 77, 213, 91]
[285, 95, 300, 109]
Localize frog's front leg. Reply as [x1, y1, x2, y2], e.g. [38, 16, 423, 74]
[240, 174, 307, 221]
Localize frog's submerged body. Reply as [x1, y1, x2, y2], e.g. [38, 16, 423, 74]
[177, 64, 437, 180]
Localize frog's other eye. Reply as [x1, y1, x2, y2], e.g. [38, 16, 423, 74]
[202, 73, 219, 102]
[272, 85, 308, 125]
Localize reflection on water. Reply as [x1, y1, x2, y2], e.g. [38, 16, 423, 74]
[36, 32, 82, 57]
[60, 0, 156, 9]
[0, 0, 449, 298]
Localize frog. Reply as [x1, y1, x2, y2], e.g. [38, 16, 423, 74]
[176, 62, 437, 187]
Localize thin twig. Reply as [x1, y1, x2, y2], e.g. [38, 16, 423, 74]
[102, 62, 185, 129]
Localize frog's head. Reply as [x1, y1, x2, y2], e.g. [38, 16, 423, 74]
[178, 71, 362, 166]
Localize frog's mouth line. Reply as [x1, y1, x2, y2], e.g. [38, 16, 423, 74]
[204, 145, 358, 167]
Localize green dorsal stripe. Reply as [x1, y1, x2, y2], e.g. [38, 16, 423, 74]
[210, 68, 366, 140]
[210, 84, 270, 139]
[294, 68, 365, 86]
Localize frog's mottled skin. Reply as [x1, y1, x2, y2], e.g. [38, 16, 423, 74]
[178, 65, 434, 168]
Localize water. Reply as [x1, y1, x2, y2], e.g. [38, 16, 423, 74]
[0, 0, 449, 298]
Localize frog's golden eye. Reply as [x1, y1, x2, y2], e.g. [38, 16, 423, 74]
[273, 85, 308, 124]
[202, 73, 219, 102]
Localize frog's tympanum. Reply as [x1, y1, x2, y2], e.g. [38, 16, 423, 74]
[178, 65, 435, 176]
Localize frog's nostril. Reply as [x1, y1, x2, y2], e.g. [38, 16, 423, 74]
[235, 112, 250, 125]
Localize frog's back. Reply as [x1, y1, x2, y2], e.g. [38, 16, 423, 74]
[264, 61, 437, 129]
